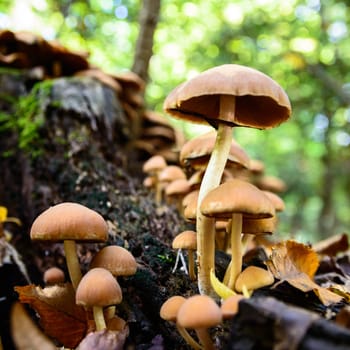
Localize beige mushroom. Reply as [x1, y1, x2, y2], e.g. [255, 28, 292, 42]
[30, 202, 108, 290]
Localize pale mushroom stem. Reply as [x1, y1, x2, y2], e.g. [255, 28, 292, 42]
[226, 213, 243, 290]
[93, 306, 107, 331]
[195, 327, 215, 350]
[176, 324, 203, 350]
[155, 174, 163, 204]
[196, 95, 235, 296]
[63, 240, 83, 290]
[188, 250, 196, 281]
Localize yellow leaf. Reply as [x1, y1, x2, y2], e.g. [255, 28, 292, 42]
[0, 206, 8, 222]
[210, 269, 236, 300]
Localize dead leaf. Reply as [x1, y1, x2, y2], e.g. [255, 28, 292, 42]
[313, 233, 349, 256]
[266, 240, 343, 306]
[15, 283, 88, 348]
[10, 302, 56, 350]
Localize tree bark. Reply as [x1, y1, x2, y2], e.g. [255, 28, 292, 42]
[131, 0, 161, 83]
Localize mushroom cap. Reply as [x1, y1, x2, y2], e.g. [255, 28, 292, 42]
[164, 64, 291, 129]
[262, 191, 285, 212]
[221, 295, 245, 319]
[160, 295, 186, 322]
[241, 216, 277, 235]
[200, 179, 275, 219]
[254, 175, 287, 193]
[180, 131, 250, 169]
[158, 165, 186, 183]
[142, 155, 167, 174]
[165, 179, 191, 197]
[234, 266, 274, 292]
[172, 230, 197, 250]
[90, 245, 137, 277]
[30, 202, 108, 242]
[182, 190, 199, 223]
[177, 295, 222, 329]
[43, 267, 65, 285]
[76, 267, 122, 307]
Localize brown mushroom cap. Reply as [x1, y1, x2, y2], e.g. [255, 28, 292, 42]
[142, 155, 167, 174]
[221, 295, 245, 319]
[180, 131, 250, 170]
[30, 202, 108, 242]
[200, 179, 275, 220]
[234, 266, 274, 292]
[90, 245, 137, 277]
[43, 267, 65, 285]
[160, 295, 186, 322]
[76, 268, 122, 307]
[165, 179, 191, 198]
[158, 165, 186, 183]
[177, 295, 222, 329]
[172, 230, 197, 251]
[164, 64, 291, 129]
[262, 191, 285, 212]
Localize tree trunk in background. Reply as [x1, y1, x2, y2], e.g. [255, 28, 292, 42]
[131, 0, 161, 84]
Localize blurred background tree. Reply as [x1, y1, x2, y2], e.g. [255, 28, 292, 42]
[1, 0, 349, 242]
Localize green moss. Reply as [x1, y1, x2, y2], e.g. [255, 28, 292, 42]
[0, 79, 55, 158]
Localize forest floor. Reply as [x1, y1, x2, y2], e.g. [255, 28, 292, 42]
[1, 68, 350, 350]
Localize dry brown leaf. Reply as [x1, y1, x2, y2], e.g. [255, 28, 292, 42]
[10, 302, 56, 350]
[267, 240, 319, 279]
[266, 240, 343, 306]
[312, 233, 349, 256]
[15, 283, 88, 348]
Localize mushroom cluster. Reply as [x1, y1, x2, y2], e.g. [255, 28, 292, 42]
[29, 202, 137, 334]
[155, 63, 292, 349]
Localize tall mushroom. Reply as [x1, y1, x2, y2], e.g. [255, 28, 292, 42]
[30, 202, 108, 290]
[164, 64, 291, 295]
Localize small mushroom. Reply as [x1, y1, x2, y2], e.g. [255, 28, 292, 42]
[177, 294, 222, 350]
[76, 267, 122, 331]
[43, 267, 65, 285]
[160, 296, 201, 350]
[90, 245, 137, 319]
[172, 230, 197, 280]
[220, 294, 245, 319]
[234, 265, 274, 297]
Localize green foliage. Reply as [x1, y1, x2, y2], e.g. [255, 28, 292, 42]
[0, 80, 54, 158]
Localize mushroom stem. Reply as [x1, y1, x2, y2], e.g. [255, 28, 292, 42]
[195, 327, 215, 350]
[226, 213, 243, 290]
[93, 306, 107, 331]
[63, 240, 82, 290]
[197, 96, 235, 296]
[188, 250, 196, 281]
[176, 324, 203, 350]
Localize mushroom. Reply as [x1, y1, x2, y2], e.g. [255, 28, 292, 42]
[76, 267, 122, 331]
[164, 64, 291, 295]
[43, 267, 65, 285]
[165, 178, 191, 213]
[90, 245, 137, 318]
[142, 155, 167, 204]
[160, 295, 201, 350]
[90, 245, 137, 277]
[30, 202, 108, 290]
[220, 294, 245, 319]
[172, 230, 197, 280]
[234, 265, 274, 297]
[177, 294, 222, 350]
[200, 179, 275, 290]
